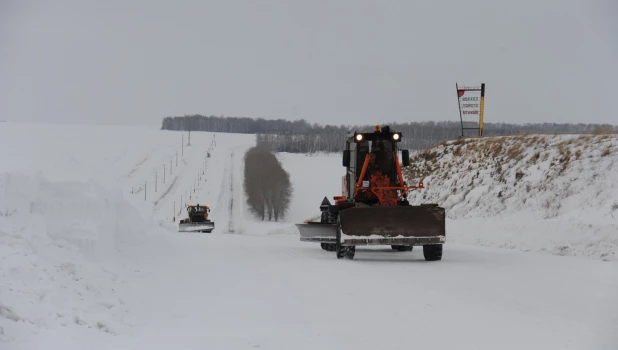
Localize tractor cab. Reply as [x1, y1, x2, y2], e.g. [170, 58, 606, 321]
[341, 125, 411, 205]
[186, 204, 210, 222]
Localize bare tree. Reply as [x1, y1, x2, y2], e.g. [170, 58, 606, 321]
[243, 146, 293, 222]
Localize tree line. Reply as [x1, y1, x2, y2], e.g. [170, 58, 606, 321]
[243, 146, 293, 221]
[162, 114, 616, 153]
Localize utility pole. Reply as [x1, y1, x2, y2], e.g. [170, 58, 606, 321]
[163, 164, 166, 183]
[187, 130, 191, 146]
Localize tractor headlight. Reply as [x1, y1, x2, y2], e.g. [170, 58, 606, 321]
[355, 134, 363, 141]
[392, 133, 400, 141]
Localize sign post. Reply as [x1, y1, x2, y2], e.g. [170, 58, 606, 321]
[456, 83, 486, 137]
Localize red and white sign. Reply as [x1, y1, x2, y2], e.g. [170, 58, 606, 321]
[457, 89, 482, 117]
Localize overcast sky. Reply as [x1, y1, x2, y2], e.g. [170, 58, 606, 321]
[1, 0, 617, 127]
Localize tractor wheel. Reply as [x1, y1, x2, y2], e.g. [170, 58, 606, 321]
[321, 243, 336, 251]
[335, 220, 355, 259]
[345, 246, 356, 259]
[320, 211, 329, 223]
[320, 212, 337, 252]
[423, 244, 443, 261]
[336, 246, 355, 259]
[336, 248, 345, 259]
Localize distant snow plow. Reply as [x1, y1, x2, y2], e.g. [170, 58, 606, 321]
[179, 204, 215, 233]
[296, 125, 446, 260]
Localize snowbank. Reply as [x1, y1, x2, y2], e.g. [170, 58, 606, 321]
[405, 134, 618, 261]
[0, 172, 154, 345]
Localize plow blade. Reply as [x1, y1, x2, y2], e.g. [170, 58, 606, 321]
[296, 222, 337, 243]
[179, 222, 215, 233]
[297, 205, 445, 246]
[339, 205, 445, 238]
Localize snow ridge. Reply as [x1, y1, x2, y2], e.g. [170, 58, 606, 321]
[405, 134, 618, 261]
[0, 172, 153, 345]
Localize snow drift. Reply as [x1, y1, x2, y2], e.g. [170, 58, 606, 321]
[405, 133, 618, 261]
[0, 172, 154, 345]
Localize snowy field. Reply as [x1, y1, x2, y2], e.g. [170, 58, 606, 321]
[1, 122, 617, 349]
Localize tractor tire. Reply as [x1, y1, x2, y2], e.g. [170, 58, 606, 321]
[320, 211, 337, 252]
[336, 246, 355, 260]
[423, 244, 443, 261]
[391, 245, 413, 251]
[321, 243, 337, 251]
[346, 246, 356, 259]
[336, 247, 345, 259]
[335, 219, 355, 259]
[320, 211, 329, 223]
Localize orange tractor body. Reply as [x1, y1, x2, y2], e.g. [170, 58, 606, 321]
[296, 125, 446, 260]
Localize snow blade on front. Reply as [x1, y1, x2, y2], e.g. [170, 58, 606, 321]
[179, 222, 215, 233]
[297, 205, 445, 246]
[296, 222, 338, 243]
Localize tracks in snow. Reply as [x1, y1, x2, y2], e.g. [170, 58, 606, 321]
[153, 175, 179, 207]
[228, 152, 236, 233]
[213, 148, 247, 234]
[128, 156, 149, 178]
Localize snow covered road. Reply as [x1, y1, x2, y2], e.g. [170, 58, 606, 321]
[109, 234, 618, 350]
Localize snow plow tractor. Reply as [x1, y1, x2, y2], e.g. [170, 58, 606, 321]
[296, 125, 446, 261]
[179, 204, 215, 233]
